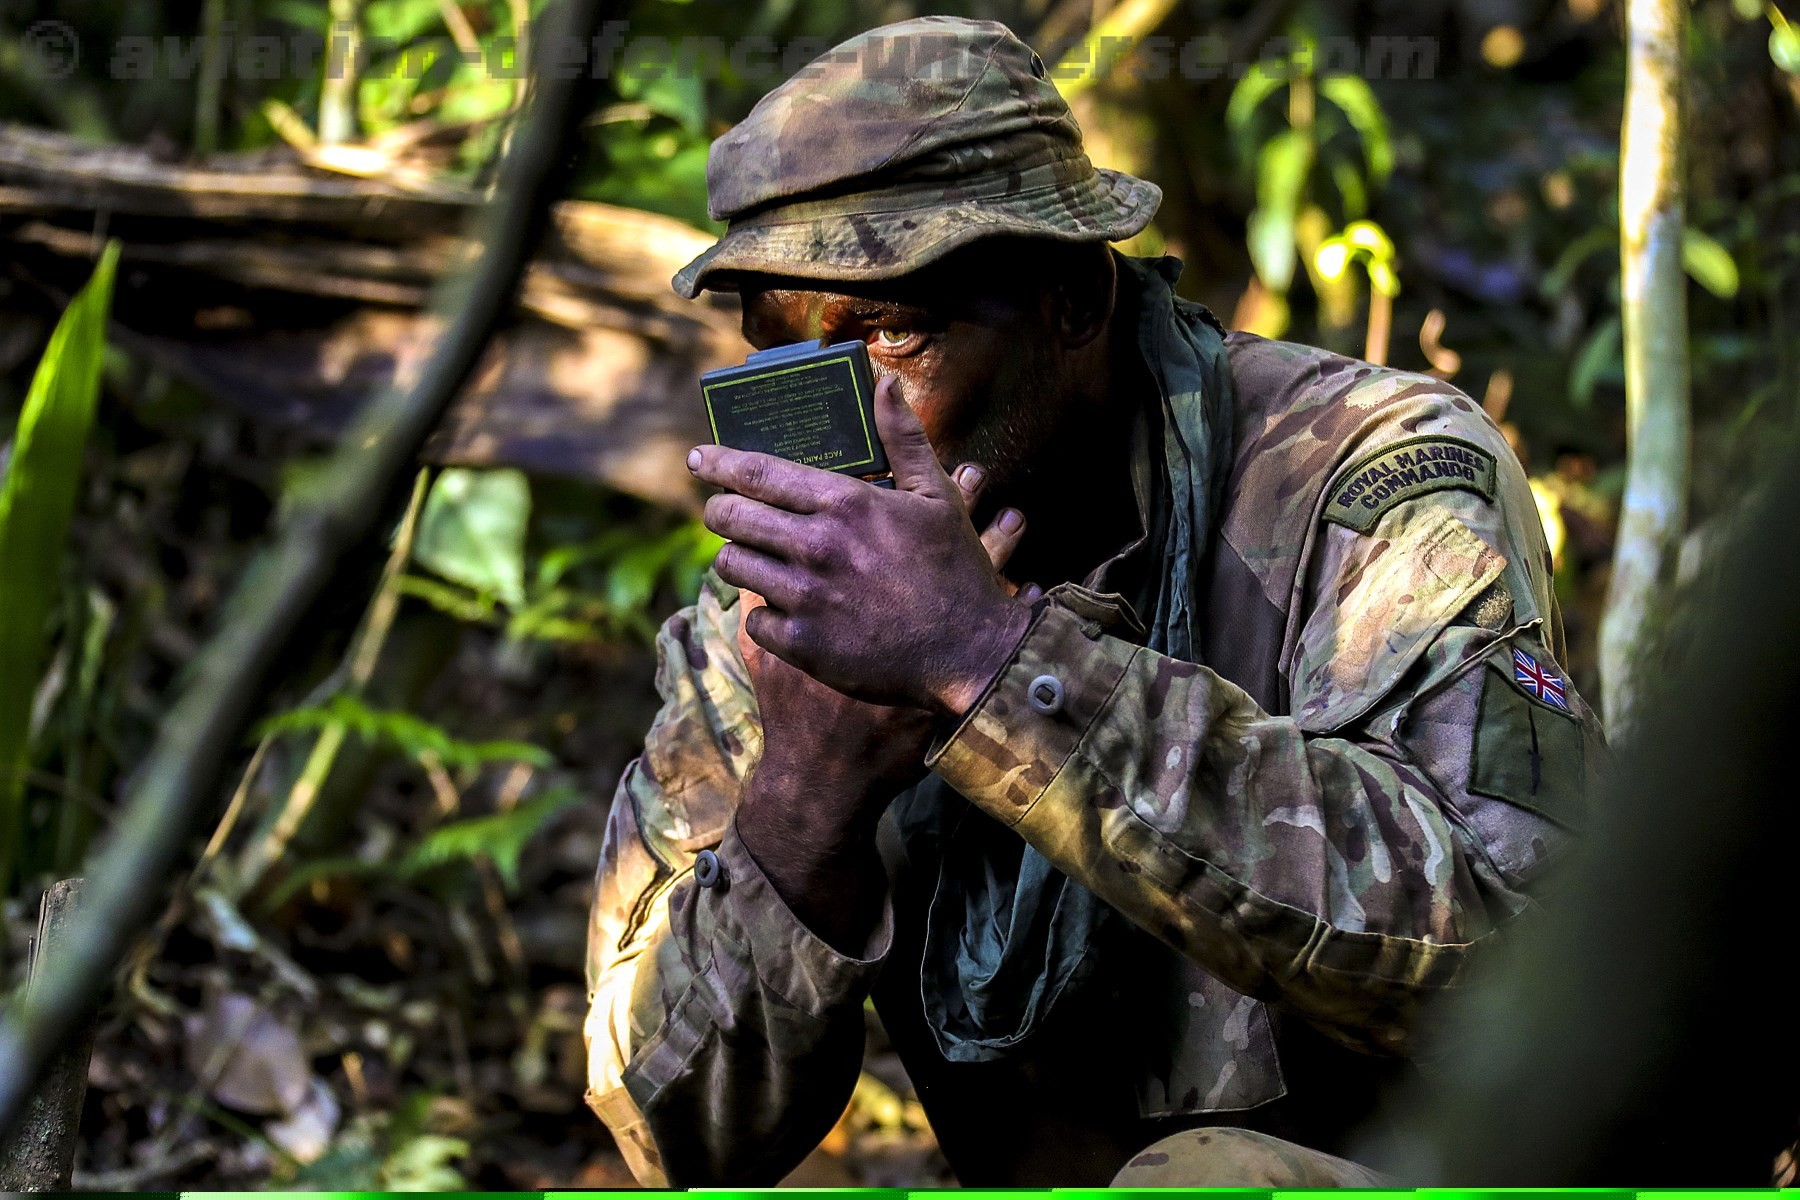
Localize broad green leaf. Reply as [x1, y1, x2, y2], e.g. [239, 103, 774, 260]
[265, 0, 330, 31]
[382, 1134, 470, 1192]
[1570, 315, 1623, 409]
[1247, 130, 1311, 292]
[1225, 61, 1288, 154]
[437, 72, 518, 126]
[413, 468, 530, 606]
[1329, 155, 1367, 220]
[620, 67, 708, 137]
[583, 136, 714, 230]
[1256, 129, 1311, 217]
[1319, 74, 1394, 184]
[1248, 210, 1297, 294]
[1771, 23, 1800, 73]
[536, 528, 631, 590]
[605, 537, 679, 613]
[1681, 228, 1740, 298]
[361, 0, 444, 42]
[674, 525, 726, 601]
[0, 242, 118, 888]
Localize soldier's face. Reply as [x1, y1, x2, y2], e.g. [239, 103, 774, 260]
[734, 267, 1079, 507]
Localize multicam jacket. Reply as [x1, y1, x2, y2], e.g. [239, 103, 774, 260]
[581, 279, 1605, 1186]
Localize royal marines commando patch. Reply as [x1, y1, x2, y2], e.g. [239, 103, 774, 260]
[1322, 435, 1499, 533]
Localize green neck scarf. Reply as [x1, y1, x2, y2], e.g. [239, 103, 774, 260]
[892, 254, 1234, 1062]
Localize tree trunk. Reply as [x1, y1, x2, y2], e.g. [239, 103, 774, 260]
[1599, 0, 1690, 737]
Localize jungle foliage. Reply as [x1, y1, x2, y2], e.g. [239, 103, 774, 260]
[0, 0, 1794, 1187]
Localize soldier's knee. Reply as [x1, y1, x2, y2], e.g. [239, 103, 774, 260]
[1109, 1127, 1389, 1188]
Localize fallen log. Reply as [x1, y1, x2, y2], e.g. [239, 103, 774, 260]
[0, 124, 744, 511]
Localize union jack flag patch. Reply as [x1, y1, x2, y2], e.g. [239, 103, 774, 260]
[1512, 647, 1570, 711]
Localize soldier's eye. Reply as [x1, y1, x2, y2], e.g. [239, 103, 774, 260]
[874, 327, 914, 347]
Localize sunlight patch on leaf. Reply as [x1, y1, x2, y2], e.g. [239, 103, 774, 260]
[413, 467, 530, 606]
[0, 241, 118, 887]
[1681, 228, 1739, 298]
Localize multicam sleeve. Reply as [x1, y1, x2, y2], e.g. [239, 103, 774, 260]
[925, 491, 1604, 1055]
[583, 575, 890, 1185]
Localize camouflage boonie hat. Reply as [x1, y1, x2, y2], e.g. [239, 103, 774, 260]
[671, 15, 1162, 299]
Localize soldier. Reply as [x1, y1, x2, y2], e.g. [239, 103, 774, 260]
[581, 15, 1605, 1187]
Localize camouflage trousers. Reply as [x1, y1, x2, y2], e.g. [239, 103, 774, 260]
[1109, 1128, 1390, 1187]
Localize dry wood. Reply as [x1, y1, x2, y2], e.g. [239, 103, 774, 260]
[0, 881, 95, 1191]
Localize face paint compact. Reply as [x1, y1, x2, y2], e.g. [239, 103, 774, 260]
[699, 339, 894, 487]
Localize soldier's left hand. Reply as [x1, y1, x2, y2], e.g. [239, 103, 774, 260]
[690, 375, 1035, 717]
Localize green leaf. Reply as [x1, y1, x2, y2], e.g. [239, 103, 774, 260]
[1226, 61, 1288, 148]
[1248, 130, 1312, 292]
[1328, 156, 1368, 220]
[621, 67, 708, 137]
[536, 528, 631, 590]
[1318, 74, 1394, 184]
[264, 0, 329, 31]
[1771, 23, 1800, 73]
[401, 786, 583, 890]
[263, 855, 390, 911]
[1681, 228, 1740, 298]
[258, 693, 552, 771]
[0, 241, 118, 889]
[381, 1133, 470, 1192]
[395, 574, 498, 624]
[505, 587, 608, 644]
[1569, 315, 1623, 410]
[675, 525, 726, 602]
[361, 0, 444, 42]
[1540, 228, 1616, 300]
[413, 468, 530, 606]
[605, 537, 678, 613]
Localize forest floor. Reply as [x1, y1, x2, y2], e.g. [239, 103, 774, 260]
[1, 530, 950, 1190]
[3, 694, 951, 1187]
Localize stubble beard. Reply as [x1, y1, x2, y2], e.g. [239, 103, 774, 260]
[931, 348, 1069, 528]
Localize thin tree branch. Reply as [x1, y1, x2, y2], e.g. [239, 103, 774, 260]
[0, 0, 616, 1137]
[230, 468, 433, 901]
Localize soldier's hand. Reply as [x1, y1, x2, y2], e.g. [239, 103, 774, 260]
[729, 459, 1023, 951]
[692, 376, 1035, 717]
[735, 587, 935, 797]
[733, 456, 1026, 816]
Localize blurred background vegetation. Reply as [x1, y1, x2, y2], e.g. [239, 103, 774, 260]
[0, 0, 1795, 1187]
